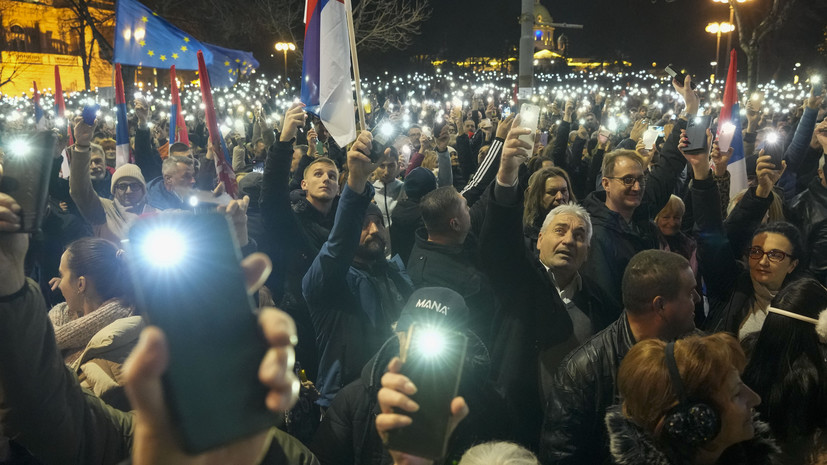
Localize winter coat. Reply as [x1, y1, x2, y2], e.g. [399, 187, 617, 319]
[580, 120, 688, 310]
[479, 184, 573, 451]
[389, 199, 423, 264]
[605, 406, 781, 465]
[48, 299, 135, 365]
[540, 313, 637, 465]
[145, 177, 186, 210]
[0, 279, 319, 465]
[406, 228, 497, 346]
[310, 334, 512, 465]
[302, 183, 414, 407]
[787, 178, 827, 286]
[373, 179, 403, 228]
[691, 177, 775, 333]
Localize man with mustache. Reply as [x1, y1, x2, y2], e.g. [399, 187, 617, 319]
[302, 131, 414, 408]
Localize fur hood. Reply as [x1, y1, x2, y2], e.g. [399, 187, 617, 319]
[605, 405, 781, 465]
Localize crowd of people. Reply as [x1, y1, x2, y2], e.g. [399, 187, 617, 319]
[0, 63, 826, 465]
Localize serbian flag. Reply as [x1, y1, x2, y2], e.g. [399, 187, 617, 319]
[114, 64, 132, 168]
[54, 65, 74, 145]
[32, 82, 47, 130]
[169, 66, 190, 146]
[197, 50, 238, 198]
[718, 49, 747, 199]
[301, 0, 356, 147]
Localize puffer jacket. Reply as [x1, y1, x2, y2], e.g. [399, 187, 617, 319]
[310, 333, 512, 465]
[787, 178, 827, 286]
[540, 313, 637, 465]
[605, 406, 781, 465]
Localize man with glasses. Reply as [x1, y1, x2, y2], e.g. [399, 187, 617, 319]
[579, 75, 699, 315]
[70, 118, 156, 243]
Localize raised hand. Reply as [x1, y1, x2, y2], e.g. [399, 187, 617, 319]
[678, 129, 710, 181]
[279, 103, 306, 143]
[754, 153, 785, 199]
[72, 116, 95, 148]
[498, 115, 531, 186]
[347, 131, 375, 194]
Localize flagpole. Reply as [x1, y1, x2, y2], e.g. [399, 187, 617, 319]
[344, 0, 367, 132]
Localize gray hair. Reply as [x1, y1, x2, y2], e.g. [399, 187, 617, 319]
[458, 441, 539, 465]
[162, 155, 194, 176]
[540, 202, 593, 243]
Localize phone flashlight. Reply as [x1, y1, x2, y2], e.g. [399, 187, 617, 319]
[415, 328, 447, 359]
[765, 132, 779, 144]
[8, 138, 30, 157]
[138, 228, 188, 268]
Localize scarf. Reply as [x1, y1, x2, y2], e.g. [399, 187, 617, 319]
[49, 299, 135, 365]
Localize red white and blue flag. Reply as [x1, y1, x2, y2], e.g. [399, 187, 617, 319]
[718, 49, 747, 199]
[114, 64, 132, 168]
[54, 65, 73, 145]
[197, 50, 238, 198]
[168, 65, 190, 146]
[301, 0, 356, 147]
[32, 81, 47, 130]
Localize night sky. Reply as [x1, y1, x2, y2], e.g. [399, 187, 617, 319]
[366, 0, 827, 80]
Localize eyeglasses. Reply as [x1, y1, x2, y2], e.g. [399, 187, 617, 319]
[606, 175, 646, 187]
[747, 246, 793, 263]
[114, 182, 144, 192]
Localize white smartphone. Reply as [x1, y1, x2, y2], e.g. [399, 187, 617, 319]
[518, 103, 540, 150]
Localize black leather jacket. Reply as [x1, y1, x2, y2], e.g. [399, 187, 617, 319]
[540, 313, 637, 465]
[787, 178, 827, 285]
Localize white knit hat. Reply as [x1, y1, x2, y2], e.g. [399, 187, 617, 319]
[110, 164, 146, 194]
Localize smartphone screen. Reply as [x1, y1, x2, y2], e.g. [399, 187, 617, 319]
[386, 324, 468, 459]
[684, 115, 712, 154]
[0, 131, 57, 233]
[126, 212, 279, 454]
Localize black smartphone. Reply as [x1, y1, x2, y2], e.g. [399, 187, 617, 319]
[812, 79, 823, 97]
[125, 212, 279, 454]
[683, 115, 712, 155]
[386, 324, 468, 460]
[763, 132, 784, 169]
[665, 64, 697, 90]
[0, 131, 57, 233]
[370, 119, 401, 163]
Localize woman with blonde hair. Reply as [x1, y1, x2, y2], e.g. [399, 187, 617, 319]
[606, 334, 779, 465]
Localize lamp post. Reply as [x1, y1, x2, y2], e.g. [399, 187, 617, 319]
[713, 0, 748, 66]
[274, 42, 296, 79]
[705, 22, 734, 79]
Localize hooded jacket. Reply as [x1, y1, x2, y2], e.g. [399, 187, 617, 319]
[605, 407, 781, 465]
[310, 333, 512, 465]
[373, 179, 404, 228]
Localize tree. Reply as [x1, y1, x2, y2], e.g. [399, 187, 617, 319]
[0, 61, 30, 90]
[351, 0, 431, 52]
[64, 0, 114, 90]
[730, 0, 800, 92]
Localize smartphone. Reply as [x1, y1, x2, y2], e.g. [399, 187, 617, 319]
[750, 91, 765, 107]
[683, 115, 712, 154]
[82, 104, 100, 126]
[664, 64, 697, 90]
[518, 103, 541, 150]
[763, 132, 784, 169]
[125, 212, 280, 454]
[421, 126, 433, 139]
[502, 106, 512, 118]
[540, 131, 549, 146]
[812, 79, 823, 96]
[0, 131, 57, 233]
[386, 324, 468, 459]
[370, 119, 401, 163]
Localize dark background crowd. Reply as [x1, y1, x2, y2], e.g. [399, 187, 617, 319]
[0, 65, 826, 465]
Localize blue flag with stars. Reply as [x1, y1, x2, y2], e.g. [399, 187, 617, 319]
[114, 0, 257, 86]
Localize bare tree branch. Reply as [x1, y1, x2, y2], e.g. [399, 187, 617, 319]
[351, 0, 432, 52]
[0, 61, 31, 90]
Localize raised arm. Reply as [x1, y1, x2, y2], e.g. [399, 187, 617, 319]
[68, 118, 106, 226]
[132, 99, 163, 182]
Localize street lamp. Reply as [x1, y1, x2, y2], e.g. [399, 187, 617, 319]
[713, 0, 749, 62]
[705, 22, 734, 78]
[275, 42, 296, 79]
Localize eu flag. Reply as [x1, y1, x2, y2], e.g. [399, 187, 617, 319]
[114, 0, 257, 86]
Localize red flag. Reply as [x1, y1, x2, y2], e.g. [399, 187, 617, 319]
[197, 50, 238, 198]
[169, 66, 190, 146]
[54, 65, 73, 144]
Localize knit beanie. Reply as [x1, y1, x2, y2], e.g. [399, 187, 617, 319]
[404, 167, 437, 202]
[110, 164, 146, 194]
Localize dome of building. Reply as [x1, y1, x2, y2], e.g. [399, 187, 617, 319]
[534, 1, 553, 26]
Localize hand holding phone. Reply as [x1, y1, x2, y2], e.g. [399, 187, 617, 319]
[517, 104, 540, 150]
[82, 104, 100, 126]
[664, 65, 697, 90]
